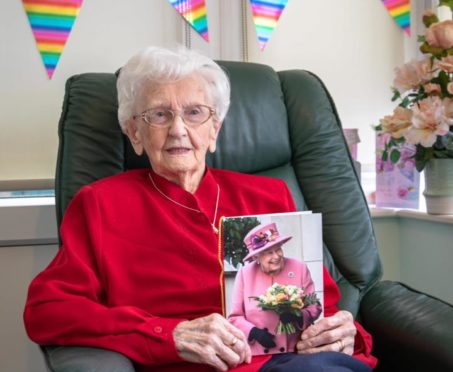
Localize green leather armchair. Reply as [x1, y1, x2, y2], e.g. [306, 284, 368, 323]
[48, 61, 453, 371]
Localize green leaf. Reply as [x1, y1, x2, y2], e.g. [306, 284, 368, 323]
[390, 149, 401, 163]
[391, 88, 401, 102]
[415, 159, 426, 172]
[400, 96, 411, 108]
[382, 150, 388, 161]
[417, 35, 426, 43]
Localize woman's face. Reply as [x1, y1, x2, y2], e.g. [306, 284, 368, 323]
[125, 75, 221, 183]
[257, 245, 284, 276]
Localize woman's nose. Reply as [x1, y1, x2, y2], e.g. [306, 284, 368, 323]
[168, 114, 188, 136]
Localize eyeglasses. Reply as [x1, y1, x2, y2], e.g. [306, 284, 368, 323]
[133, 104, 216, 128]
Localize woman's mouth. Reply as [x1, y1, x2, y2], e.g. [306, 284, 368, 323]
[166, 147, 191, 155]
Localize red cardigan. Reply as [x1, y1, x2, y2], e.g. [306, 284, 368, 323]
[24, 168, 377, 371]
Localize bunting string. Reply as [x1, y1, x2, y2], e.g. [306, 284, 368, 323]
[21, 0, 412, 77]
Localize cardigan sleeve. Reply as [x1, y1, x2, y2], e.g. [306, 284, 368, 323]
[23, 186, 185, 366]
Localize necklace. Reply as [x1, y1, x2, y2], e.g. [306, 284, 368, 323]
[148, 173, 220, 234]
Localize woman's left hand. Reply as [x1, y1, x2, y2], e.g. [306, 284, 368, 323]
[295, 310, 356, 355]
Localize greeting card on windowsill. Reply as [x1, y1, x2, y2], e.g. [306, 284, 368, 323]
[220, 211, 323, 356]
[375, 133, 420, 209]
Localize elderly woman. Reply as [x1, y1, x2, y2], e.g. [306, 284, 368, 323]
[228, 222, 323, 357]
[24, 47, 376, 372]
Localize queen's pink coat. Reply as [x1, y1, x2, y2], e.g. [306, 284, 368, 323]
[228, 257, 322, 356]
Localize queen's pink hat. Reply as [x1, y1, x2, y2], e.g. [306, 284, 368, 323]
[243, 222, 292, 262]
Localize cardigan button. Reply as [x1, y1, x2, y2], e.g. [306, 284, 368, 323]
[264, 349, 269, 354]
[279, 347, 285, 352]
[154, 326, 163, 333]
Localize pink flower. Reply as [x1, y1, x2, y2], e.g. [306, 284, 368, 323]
[398, 187, 409, 198]
[425, 20, 453, 49]
[443, 97, 453, 117]
[436, 55, 453, 72]
[376, 156, 394, 173]
[393, 58, 433, 94]
[405, 97, 450, 147]
[424, 83, 442, 94]
[379, 107, 413, 138]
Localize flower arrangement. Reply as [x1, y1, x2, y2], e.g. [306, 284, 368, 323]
[375, 2, 453, 171]
[250, 283, 319, 334]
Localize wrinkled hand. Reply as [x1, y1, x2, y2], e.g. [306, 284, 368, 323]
[279, 312, 303, 326]
[296, 310, 356, 355]
[248, 327, 276, 348]
[173, 313, 251, 371]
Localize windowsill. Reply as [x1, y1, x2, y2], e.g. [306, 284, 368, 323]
[0, 196, 55, 207]
[0, 196, 58, 247]
[370, 207, 453, 224]
[360, 162, 453, 224]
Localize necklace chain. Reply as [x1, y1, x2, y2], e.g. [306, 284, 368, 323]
[148, 173, 220, 234]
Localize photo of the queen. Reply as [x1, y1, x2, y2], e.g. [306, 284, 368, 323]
[227, 221, 322, 356]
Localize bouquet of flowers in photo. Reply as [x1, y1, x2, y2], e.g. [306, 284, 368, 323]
[250, 283, 319, 334]
[375, 2, 453, 171]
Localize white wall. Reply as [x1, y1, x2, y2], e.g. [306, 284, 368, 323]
[247, 0, 411, 166]
[1, 0, 414, 182]
[1, 0, 182, 181]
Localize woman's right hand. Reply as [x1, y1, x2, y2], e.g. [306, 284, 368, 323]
[173, 313, 252, 371]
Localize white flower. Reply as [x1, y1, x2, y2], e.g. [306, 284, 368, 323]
[405, 97, 450, 147]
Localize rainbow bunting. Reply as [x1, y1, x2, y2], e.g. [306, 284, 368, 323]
[167, 0, 209, 41]
[382, 0, 411, 36]
[23, 0, 83, 79]
[249, 0, 289, 51]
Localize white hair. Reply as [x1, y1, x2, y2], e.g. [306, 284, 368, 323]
[117, 46, 231, 131]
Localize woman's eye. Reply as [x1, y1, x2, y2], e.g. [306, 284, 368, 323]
[154, 111, 167, 117]
[187, 107, 201, 116]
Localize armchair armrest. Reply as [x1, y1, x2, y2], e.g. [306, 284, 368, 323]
[42, 346, 135, 372]
[360, 281, 453, 371]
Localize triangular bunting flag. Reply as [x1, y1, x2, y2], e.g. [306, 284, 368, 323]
[23, 0, 83, 79]
[168, 0, 209, 41]
[382, 0, 411, 36]
[250, 0, 289, 51]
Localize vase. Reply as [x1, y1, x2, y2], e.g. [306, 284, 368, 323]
[423, 159, 453, 215]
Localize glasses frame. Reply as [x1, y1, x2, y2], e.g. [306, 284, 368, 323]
[133, 104, 216, 128]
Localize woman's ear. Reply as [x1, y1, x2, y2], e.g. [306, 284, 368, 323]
[124, 119, 144, 156]
[208, 120, 222, 153]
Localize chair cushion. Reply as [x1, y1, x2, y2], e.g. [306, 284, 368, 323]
[55, 73, 124, 229]
[207, 61, 291, 174]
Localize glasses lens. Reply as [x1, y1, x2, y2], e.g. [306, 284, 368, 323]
[142, 105, 213, 126]
[183, 105, 211, 125]
[145, 109, 173, 125]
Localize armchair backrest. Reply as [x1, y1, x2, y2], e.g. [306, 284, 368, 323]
[55, 61, 382, 316]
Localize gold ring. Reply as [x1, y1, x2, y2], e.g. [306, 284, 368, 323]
[230, 337, 238, 347]
[337, 339, 345, 351]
